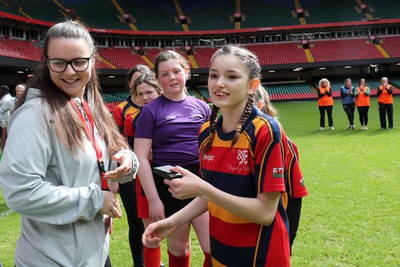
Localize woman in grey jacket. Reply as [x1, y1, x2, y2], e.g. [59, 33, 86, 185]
[0, 21, 139, 267]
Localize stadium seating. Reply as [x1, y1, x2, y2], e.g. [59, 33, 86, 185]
[8, 0, 61, 22]
[311, 38, 385, 62]
[380, 36, 400, 58]
[362, 0, 399, 20]
[117, 0, 182, 31]
[193, 47, 216, 68]
[101, 90, 130, 111]
[1, 0, 399, 31]
[265, 83, 315, 101]
[240, 1, 299, 28]
[0, 37, 42, 61]
[97, 47, 147, 69]
[301, 0, 361, 24]
[196, 86, 211, 102]
[59, 0, 131, 30]
[246, 43, 309, 65]
[178, 1, 233, 31]
[94, 57, 113, 69]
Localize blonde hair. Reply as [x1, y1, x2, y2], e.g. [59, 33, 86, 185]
[318, 78, 330, 87]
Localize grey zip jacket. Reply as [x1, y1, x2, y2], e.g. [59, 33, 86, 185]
[0, 88, 139, 267]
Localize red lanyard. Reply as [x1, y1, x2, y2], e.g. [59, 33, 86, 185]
[70, 99, 108, 190]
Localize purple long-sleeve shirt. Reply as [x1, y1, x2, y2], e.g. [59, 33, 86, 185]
[135, 95, 210, 166]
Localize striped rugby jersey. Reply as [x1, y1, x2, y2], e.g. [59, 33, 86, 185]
[198, 107, 290, 267]
[113, 97, 141, 136]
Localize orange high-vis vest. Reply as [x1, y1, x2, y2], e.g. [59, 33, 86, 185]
[355, 87, 370, 107]
[318, 86, 334, 106]
[378, 85, 393, 104]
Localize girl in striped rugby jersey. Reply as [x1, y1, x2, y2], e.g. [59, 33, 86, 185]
[143, 45, 291, 267]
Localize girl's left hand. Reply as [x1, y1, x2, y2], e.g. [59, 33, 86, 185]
[165, 166, 206, 200]
[142, 218, 177, 248]
[105, 152, 132, 181]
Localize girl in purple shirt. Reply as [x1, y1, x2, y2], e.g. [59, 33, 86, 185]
[135, 50, 211, 267]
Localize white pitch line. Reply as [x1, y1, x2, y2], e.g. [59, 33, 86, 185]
[0, 209, 14, 219]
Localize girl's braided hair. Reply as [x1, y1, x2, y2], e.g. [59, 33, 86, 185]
[202, 45, 261, 154]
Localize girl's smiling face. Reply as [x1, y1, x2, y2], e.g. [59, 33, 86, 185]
[47, 38, 93, 99]
[208, 54, 257, 110]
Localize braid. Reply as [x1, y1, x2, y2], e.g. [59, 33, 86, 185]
[231, 96, 254, 148]
[201, 104, 220, 154]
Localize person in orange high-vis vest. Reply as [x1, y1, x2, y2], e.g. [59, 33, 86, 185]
[354, 78, 370, 130]
[317, 78, 334, 130]
[377, 77, 394, 129]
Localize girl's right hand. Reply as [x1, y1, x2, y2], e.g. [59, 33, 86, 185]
[149, 198, 165, 222]
[142, 218, 178, 248]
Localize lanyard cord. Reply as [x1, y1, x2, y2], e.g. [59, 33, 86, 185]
[70, 99, 108, 190]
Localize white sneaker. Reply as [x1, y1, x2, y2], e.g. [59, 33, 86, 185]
[351, 125, 355, 130]
[320, 127, 324, 131]
[364, 126, 368, 130]
[361, 125, 365, 130]
[329, 126, 334, 130]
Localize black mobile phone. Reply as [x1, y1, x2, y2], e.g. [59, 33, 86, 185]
[153, 165, 183, 180]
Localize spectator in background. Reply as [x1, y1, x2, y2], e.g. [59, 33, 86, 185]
[0, 20, 139, 267]
[0, 85, 12, 107]
[317, 78, 334, 130]
[0, 83, 26, 150]
[255, 85, 308, 253]
[340, 78, 355, 130]
[0, 83, 26, 127]
[0, 85, 12, 139]
[354, 78, 370, 130]
[135, 50, 211, 267]
[377, 77, 394, 129]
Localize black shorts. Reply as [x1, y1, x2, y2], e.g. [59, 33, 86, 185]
[152, 163, 199, 218]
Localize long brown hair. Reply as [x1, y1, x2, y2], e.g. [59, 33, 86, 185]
[202, 45, 261, 153]
[131, 73, 162, 96]
[16, 20, 128, 154]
